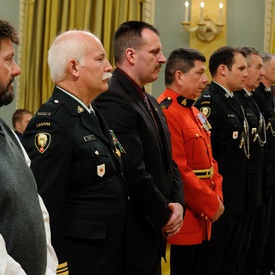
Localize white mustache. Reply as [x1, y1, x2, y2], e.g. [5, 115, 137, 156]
[102, 72, 112, 80]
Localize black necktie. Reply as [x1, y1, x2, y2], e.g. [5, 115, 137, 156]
[90, 108, 99, 123]
[142, 92, 159, 131]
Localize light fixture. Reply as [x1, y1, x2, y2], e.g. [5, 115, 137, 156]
[182, 1, 225, 43]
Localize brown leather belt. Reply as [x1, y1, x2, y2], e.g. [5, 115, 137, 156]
[193, 166, 214, 179]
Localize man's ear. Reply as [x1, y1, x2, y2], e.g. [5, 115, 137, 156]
[219, 64, 227, 76]
[68, 59, 80, 78]
[125, 48, 136, 65]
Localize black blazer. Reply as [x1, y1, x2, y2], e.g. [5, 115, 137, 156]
[94, 68, 184, 269]
[253, 82, 275, 187]
[235, 89, 265, 207]
[194, 82, 249, 214]
[22, 87, 129, 274]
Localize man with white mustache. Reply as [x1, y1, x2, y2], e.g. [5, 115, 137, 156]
[22, 30, 129, 275]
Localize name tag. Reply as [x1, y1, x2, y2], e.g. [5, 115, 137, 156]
[83, 135, 96, 142]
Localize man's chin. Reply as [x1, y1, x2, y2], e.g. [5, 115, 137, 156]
[0, 92, 14, 107]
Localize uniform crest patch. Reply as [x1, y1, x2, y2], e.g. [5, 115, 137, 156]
[200, 107, 211, 118]
[35, 133, 51, 153]
[97, 164, 105, 177]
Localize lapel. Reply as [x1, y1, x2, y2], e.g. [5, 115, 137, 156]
[113, 69, 171, 162]
[52, 87, 110, 146]
[210, 82, 244, 121]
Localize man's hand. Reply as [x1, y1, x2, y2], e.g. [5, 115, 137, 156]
[161, 203, 184, 239]
[212, 198, 224, 222]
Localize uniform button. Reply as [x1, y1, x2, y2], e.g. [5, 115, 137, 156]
[128, 196, 131, 201]
[201, 213, 204, 217]
[54, 99, 59, 103]
[95, 150, 99, 155]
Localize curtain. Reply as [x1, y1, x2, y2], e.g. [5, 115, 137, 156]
[270, 0, 275, 53]
[17, 0, 142, 112]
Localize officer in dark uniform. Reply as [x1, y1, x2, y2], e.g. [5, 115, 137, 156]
[253, 52, 275, 275]
[22, 30, 129, 275]
[194, 46, 249, 275]
[233, 47, 266, 275]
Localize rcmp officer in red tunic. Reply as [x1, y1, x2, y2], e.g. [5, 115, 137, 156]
[158, 48, 224, 275]
[22, 30, 129, 275]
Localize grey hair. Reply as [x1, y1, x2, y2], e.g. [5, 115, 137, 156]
[48, 30, 92, 83]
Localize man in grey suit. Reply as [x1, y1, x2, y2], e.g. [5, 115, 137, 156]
[0, 19, 57, 274]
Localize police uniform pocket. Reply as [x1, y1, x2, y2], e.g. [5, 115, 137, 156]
[78, 140, 113, 194]
[183, 129, 204, 164]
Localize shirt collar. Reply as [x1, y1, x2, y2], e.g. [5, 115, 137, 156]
[213, 81, 234, 98]
[56, 86, 92, 113]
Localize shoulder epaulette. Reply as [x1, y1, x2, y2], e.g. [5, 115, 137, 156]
[36, 97, 62, 117]
[159, 97, 172, 109]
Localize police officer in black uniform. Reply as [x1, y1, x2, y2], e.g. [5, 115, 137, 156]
[233, 47, 266, 275]
[253, 52, 275, 275]
[22, 30, 129, 275]
[194, 46, 249, 275]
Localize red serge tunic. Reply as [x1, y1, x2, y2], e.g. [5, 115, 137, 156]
[158, 88, 223, 245]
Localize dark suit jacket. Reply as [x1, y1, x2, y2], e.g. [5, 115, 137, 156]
[93, 68, 184, 272]
[22, 87, 129, 275]
[253, 82, 275, 187]
[194, 82, 248, 214]
[235, 89, 265, 207]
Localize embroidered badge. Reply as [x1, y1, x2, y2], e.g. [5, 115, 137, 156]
[200, 107, 211, 118]
[97, 164, 105, 177]
[233, 131, 238, 139]
[35, 133, 51, 153]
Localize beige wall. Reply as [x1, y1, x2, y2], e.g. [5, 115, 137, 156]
[152, 0, 265, 98]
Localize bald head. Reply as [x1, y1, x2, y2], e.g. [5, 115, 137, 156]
[48, 30, 102, 83]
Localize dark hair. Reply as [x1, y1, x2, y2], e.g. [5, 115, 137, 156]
[12, 109, 32, 128]
[0, 19, 19, 49]
[209, 46, 242, 77]
[165, 48, 206, 85]
[113, 21, 159, 64]
[237, 46, 260, 67]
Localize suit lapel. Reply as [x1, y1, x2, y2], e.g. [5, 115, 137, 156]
[114, 69, 170, 162]
[211, 83, 244, 121]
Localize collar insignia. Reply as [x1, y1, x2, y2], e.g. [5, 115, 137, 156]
[77, 106, 84, 113]
[176, 96, 195, 107]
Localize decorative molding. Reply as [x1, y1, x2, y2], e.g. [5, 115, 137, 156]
[142, 0, 155, 94]
[142, 0, 155, 24]
[264, 0, 273, 52]
[16, 0, 26, 108]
